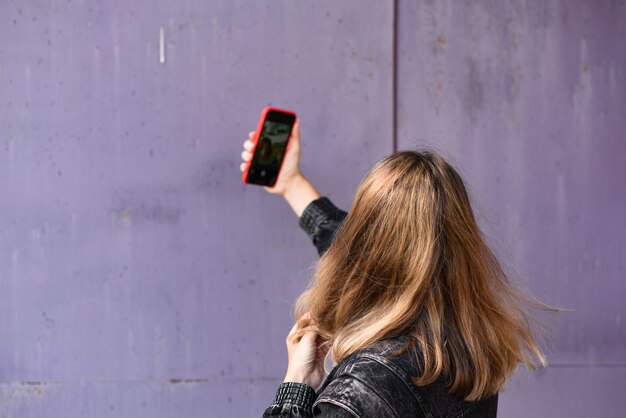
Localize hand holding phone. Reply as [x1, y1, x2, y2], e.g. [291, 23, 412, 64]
[242, 107, 297, 188]
[240, 110, 321, 216]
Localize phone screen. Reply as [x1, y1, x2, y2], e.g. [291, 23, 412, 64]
[247, 111, 295, 186]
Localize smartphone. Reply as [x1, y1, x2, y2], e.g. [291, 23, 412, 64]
[242, 107, 297, 187]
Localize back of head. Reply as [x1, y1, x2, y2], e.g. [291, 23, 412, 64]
[295, 150, 546, 401]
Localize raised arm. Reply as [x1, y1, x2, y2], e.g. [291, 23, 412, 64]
[240, 120, 347, 255]
[298, 197, 347, 256]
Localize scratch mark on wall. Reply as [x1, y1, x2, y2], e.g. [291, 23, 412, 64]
[159, 27, 166, 64]
[168, 378, 208, 384]
[0, 377, 273, 387]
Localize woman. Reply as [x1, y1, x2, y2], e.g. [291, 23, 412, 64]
[240, 121, 547, 417]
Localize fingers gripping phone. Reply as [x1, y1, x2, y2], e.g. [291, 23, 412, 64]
[242, 107, 297, 187]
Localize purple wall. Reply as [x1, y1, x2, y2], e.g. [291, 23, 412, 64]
[0, 1, 623, 417]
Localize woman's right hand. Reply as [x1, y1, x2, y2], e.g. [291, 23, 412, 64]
[240, 119, 303, 197]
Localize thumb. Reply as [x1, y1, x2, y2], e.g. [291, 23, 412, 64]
[300, 329, 318, 344]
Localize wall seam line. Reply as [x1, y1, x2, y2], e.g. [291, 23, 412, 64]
[392, 0, 399, 153]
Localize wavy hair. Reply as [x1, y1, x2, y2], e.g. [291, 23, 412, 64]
[294, 150, 548, 401]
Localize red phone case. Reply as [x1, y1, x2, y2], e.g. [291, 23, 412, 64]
[242, 106, 297, 186]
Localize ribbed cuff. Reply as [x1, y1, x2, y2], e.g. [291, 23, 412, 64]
[298, 196, 342, 236]
[271, 382, 316, 409]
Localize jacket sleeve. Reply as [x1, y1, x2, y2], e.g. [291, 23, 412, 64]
[262, 382, 356, 418]
[298, 197, 348, 256]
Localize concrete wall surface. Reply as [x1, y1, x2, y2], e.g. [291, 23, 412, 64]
[396, 1, 626, 417]
[0, 1, 624, 417]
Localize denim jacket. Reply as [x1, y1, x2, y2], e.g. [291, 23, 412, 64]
[262, 197, 498, 417]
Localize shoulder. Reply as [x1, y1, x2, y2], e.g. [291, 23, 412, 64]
[316, 334, 498, 418]
[350, 335, 498, 418]
[314, 337, 421, 417]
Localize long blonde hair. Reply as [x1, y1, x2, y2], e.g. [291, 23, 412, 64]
[295, 150, 547, 401]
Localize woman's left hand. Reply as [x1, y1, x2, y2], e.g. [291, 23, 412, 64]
[283, 312, 330, 390]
